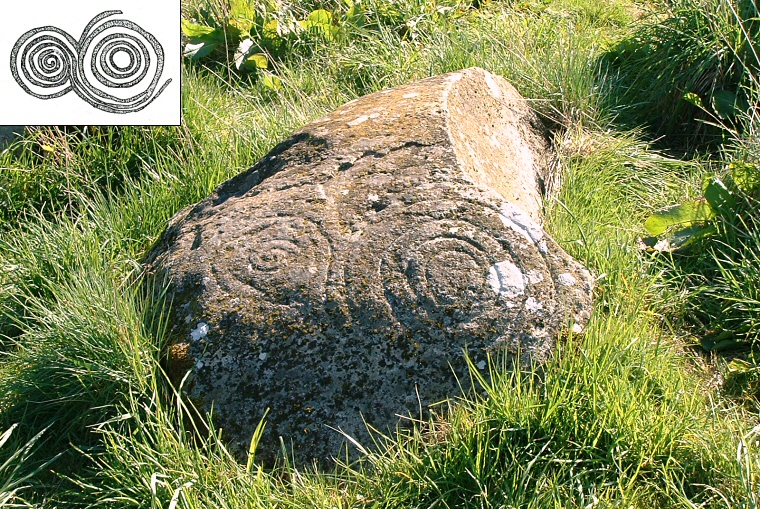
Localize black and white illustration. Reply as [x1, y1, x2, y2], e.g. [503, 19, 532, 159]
[2, 2, 179, 125]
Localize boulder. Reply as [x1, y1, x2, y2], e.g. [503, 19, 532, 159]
[146, 67, 593, 466]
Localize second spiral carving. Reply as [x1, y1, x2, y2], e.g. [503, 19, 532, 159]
[10, 10, 171, 114]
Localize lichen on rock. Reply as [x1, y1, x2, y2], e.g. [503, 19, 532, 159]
[145, 67, 593, 466]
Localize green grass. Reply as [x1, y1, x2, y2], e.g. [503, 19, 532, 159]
[601, 0, 760, 150]
[1, 0, 760, 506]
[650, 194, 760, 348]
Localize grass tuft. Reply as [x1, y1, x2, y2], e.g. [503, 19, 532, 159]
[602, 0, 760, 150]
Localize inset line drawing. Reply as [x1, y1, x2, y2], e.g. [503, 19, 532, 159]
[10, 10, 172, 114]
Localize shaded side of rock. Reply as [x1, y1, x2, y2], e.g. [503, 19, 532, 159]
[146, 67, 593, 466]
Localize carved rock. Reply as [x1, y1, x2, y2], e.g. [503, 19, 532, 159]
[146, 67, 593, 466]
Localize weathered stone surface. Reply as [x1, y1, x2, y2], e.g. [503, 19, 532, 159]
[146, 67, 593, 466]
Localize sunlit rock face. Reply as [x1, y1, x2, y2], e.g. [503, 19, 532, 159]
[146, 67, 593, 466]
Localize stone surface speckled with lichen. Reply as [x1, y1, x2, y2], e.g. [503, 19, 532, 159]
[145, 67, 593, 466]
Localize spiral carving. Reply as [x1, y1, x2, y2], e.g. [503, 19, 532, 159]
[228, 215, 332, 306]
[10, 11, 171, 114]
[343, 200, 558, 337]
[380, 221, 500, 325]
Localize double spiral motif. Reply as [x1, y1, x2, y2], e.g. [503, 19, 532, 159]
[10, 11, 171, 114]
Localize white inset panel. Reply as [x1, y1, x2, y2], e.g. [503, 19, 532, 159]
[1, 1, 180, 125]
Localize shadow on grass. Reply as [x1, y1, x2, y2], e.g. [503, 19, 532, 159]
[596, 0, 759, 154]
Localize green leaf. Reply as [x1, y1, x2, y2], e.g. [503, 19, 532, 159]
[307, 9, 333, 25]
[298, 10, 337, 40]
[729, 161, 760, 194]
[229, 0, 255, 34]
[728, 358, 755, 374]
[182, 25, 225, 60]
[701, 330, 738, 351]
[181, 19, 216, 37]
[667, 224, 716, 249]
[702, 176, 735, 215]
[643, 200, 715, 236]
[344, 2, 365, 27]
[711, 89, 740, 119]
[682, 92, 704, 109]
[229, 0, 254, 18]
[263, 19, 279, 38]
[245, 409, 269, 473]
[242, 53, 268, 71]
[645, 224, 716, 252]
[259, 19, 286, 55]
[234, 39, 267, 71]
[262, 73, 282, 91]
[250, 53, 268, 69]
[184, 40, 219, 60]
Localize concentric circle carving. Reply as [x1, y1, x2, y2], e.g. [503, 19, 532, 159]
[344, 200, 558, 337]
[228, 214, 331, 305]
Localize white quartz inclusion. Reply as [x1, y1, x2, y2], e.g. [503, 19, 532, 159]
[488, 260, 525, 298]
[190, 322, 209, 342]
[498, 203, 547, 253]
[526, 270, 544, 284]
[525, 297, 543, 313]
[484, 71, 502, 99]
[557, 273, 577, 286]
[348, 115, 369, 126]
